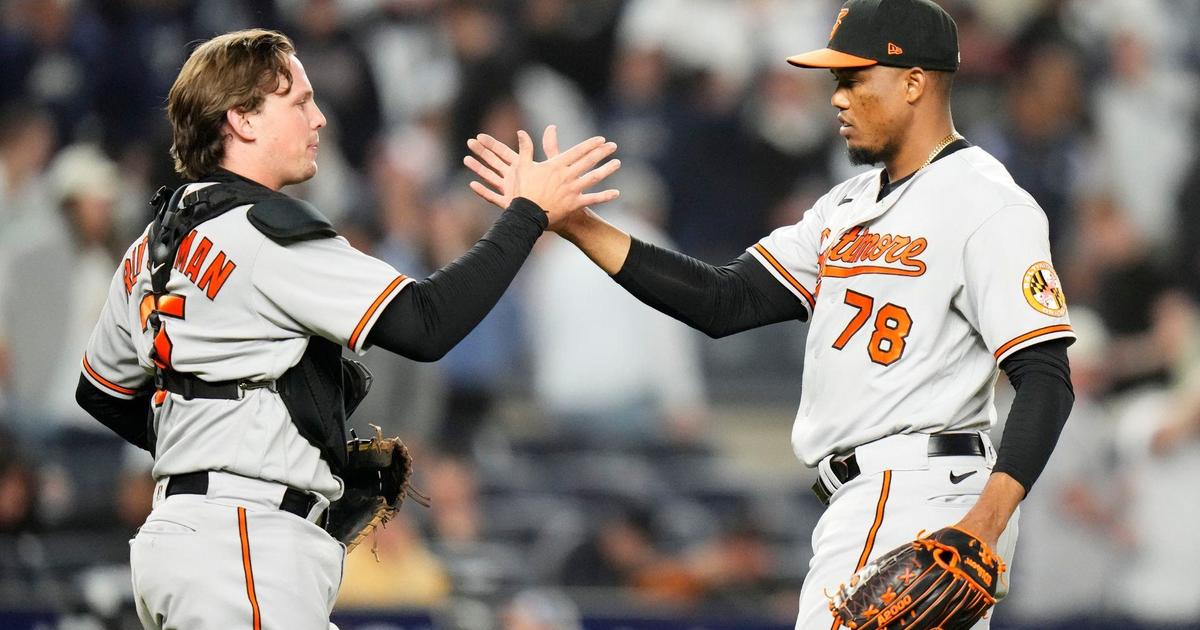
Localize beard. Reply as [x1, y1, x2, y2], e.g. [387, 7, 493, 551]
[847, 138, 899, 166]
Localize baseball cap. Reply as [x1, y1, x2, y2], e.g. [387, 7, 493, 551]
[787, 0, 959, 72]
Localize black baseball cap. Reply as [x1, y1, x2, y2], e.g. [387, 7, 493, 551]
[787, 0, 959, 72]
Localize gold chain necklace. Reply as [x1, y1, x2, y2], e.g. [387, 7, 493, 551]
[920, 132, 963, 170]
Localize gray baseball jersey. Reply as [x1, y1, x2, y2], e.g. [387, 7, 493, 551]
[81, 183, 411, 499]
[748, 146, 1074, 466]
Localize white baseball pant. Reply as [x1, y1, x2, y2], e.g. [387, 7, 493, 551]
[795, 432, 1019, 630]
[130, 471, 344, 630]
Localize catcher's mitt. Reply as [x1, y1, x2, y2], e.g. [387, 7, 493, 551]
[325, 425, 429, 553]
[829, 527, 1005, 630]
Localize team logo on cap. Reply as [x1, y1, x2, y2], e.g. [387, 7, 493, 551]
[829, 8, 849, 40]
[1022, 261, 1067, 317]
[887, 42, 904, 56]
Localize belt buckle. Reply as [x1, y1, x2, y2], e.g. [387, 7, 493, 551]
[829, 454, 853, 483]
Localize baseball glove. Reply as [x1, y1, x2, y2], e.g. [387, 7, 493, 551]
[828, 527, 1005, 630]
[325, 425, 429, 554]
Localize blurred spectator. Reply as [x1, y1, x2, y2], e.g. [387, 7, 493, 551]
[975, 41, 1088, 250]
[67, 446, 153, 626]
[520, 0, 622, 100]
[445, 0, 520, 166]
[363, 3, 459, 128]
[0, 430, 50, 606]
[0, 105, 57, 249]
[1110, 384, 1200, 626]
[0, 0, 105, 143]
[557, 504, 772, 613]
[616, 0, 755, 102]
[1067, 196, 1180, 397]
[558, 506, 662, 590]
[501, 588, 583, 630]
[1151, 299, 1200, 455]
[284, 0, 384, 169]
[0, 144, 121, 434]
[0, 440, 38, 536]
[524, 164, 708, 444]
[337, 512, 452, 609]
[660, 516, 773, 615]
[426, 456, 525, 598]
[738, 67, 835, 238]
[87, 0, 193, 159]
[1088, 0, 1198, 249]
[113, 449, 153, 533]
[600, 42, 673, 167]
[427, 456, 482, 547]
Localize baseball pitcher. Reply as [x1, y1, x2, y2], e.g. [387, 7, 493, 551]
[465, 1, 1074, 628]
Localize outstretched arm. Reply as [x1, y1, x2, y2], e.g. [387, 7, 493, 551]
[369, 131, 621, 360]
[467, 126, 633, 273]
[466, 127, 807, 338]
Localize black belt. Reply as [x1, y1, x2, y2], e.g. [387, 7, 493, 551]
[159, 371, 277, 400]
[165, 471, 321, 523]
[812, 433, 986, 505]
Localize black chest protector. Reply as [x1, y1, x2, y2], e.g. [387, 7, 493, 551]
[145, 170, 369, 473]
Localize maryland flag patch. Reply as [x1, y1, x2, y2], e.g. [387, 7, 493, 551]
[1022, 261, 1067, 317]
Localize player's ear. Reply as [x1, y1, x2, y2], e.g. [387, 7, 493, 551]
[904, 68, 926, 104]
[225, 108, 256, 142]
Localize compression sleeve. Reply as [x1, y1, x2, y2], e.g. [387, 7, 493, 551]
[610, 237, 807, 338]
[75, 375, 153, 453]
[994, 338, 1075, 494]
[365, 197, 547, 361]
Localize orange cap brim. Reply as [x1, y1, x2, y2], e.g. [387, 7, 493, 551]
[786, 48, 878, 69]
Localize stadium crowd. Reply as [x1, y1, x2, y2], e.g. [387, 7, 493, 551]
[1, 0, 1199, 628]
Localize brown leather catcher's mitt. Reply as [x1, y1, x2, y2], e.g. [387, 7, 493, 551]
[828, 527, 1005, 630]
[325, 425, 429, 553]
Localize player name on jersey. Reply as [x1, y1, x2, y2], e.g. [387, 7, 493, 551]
[120, 230, 237, 300]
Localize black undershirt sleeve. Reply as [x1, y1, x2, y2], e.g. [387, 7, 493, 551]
[366, 197, 547, 361]
[994, 339, 1075, 495]
[75, 375, 153, 452]
[610, 237, 808, 338]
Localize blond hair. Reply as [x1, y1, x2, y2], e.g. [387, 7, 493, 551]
[166, 29, 295, 180]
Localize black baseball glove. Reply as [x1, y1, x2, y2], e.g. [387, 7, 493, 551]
[828, 527, 1005, 630]
[324, 425, 429, 553]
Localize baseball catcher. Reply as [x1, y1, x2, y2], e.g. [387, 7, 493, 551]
[325, 425, 430, 553]
[828, 527, 1005, 629]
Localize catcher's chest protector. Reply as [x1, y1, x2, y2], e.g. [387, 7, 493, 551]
[145, 172, 366, 472]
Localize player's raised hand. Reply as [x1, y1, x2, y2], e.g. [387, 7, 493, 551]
[465, 126, 564, 209]
[464, 126, 620, 228]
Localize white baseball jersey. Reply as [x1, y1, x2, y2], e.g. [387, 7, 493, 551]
[748, 146, 1074, 466]
[81, 183, 412, 499]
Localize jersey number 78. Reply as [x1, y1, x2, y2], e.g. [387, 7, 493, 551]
[831, 289, 912, 366]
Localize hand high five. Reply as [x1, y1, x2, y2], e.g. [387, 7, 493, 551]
[464, 126, 620, 229]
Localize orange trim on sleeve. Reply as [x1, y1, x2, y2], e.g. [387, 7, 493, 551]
[238, 507, 262, 630]
[81, 355, 138, 396]
[348, 274, 408, 351]
[993, 324, 1074, 359]
[753, 244, 816, 310]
